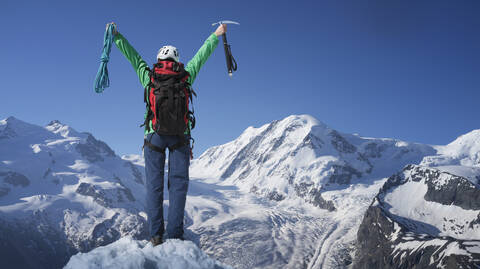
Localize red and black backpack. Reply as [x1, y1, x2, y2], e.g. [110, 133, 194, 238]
[142, 60, 196, 136]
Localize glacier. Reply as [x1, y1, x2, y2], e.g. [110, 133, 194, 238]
[1, 114, 479, 268]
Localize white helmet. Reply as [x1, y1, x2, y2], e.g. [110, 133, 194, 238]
[157, 45, 179, 62]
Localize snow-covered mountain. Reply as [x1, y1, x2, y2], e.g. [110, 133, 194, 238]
[354, 130, 480, 268]
[0, 117, 148, 268]
[420, 129, 480, 182]
[355, 165, 480, 268]
[188, 115, 480, 268]
[2, 114, 479, 269]
[191, 115, 435, 210]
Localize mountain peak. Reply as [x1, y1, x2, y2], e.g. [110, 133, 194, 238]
[449, 129, 480, 147]
[432, 129, 480, 167]
[45, 119, 77, 138]
[2, 116, 24, 125]
[47, 120, 63, 126]
[278, 114, 327, 130]
[5, 116, 18, 122]
[0, 116, 42, 138]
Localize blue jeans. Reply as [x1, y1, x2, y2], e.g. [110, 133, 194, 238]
[144, 133, 190, 239]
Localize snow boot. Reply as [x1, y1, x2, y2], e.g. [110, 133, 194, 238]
[150, 235, 163, 246]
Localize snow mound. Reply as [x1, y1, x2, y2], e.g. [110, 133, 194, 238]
[64, 236, 232, 269]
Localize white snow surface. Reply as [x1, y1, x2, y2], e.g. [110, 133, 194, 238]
[2, 115, 480, 269]
[122, 154, 145, 167]
[0, 117, 148, 268]
[421, 128, 480, 184]
[191, 114, 435, 195]
[384, 175, 480, 240]
[188, 115, 480, 268]
[65, 236, 231, 269]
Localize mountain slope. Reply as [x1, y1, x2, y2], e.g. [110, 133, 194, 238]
[355, 165, 480, 268]
[191, 114, 435, 210]
[188, 114, 439, 268]
[2, 115, 478, 269]
[0, 117, 147, 269]
[190, 115, 480, 268]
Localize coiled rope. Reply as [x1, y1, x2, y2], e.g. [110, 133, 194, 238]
[94, 23, 116, 93]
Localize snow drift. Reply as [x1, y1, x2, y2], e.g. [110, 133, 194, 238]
[65, 236, 231, 269]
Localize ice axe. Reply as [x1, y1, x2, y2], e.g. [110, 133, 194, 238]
[212, 20, 239, 77]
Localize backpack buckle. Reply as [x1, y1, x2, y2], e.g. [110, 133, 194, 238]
[173, 62, 180, 72]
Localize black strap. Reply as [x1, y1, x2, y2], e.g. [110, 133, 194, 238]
[144, 136, 188, 153]
[144, 139, 166, 153]
[168, 135, 187, 151]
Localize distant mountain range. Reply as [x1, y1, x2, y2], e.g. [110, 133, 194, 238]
[1, 115, 479, 268]
[0, 117, 147, 268]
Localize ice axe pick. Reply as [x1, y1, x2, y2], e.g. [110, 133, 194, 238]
[212, 20, 239, 77]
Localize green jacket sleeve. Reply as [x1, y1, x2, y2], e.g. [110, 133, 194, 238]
[185, 33, 219, 85]
[114, 33, 150, 88]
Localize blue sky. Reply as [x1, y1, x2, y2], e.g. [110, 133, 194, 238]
[0, 0, 478, 156]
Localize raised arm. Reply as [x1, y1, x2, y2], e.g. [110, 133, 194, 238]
[109, 23, 151, 88]
[185, 24, 226, 84]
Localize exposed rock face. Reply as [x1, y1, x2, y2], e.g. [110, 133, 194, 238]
[76, 183, 114, 207]
[75, 133, 116, 163]
[328, 164, 362, 185]
[0, 124, 17, 139]
[354, 165, 480, 268]
[0, 171, 30, 187]
[0, 171, 30, 198]
[0, 216, 76, 269]
[329, 130, 357, 154]
[124, 161, 144, 185]
[294, 182, 336, 211]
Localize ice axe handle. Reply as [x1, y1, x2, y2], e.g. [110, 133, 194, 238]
[222, 33, 233, 77]
[222, 33, 237, 77]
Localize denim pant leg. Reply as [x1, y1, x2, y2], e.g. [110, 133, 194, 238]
[166, 136, 190, 238]
[144, 133, 167, 238]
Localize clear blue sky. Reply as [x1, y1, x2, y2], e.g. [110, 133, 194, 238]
[0, 0, 478, 156]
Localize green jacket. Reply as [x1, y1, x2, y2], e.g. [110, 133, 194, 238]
[114, 32, 219, 134]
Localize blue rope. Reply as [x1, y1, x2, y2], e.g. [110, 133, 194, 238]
[94, 24, 116, 93]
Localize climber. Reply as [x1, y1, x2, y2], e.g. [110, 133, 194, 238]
[108, 22, 226, 246]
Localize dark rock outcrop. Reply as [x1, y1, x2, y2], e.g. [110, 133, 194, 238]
[75, 183, 113, 207]
[75, 133, 115, 163]
[0, 171, 30, 187]
[328, 164, 362, 185]
[294, 182, 336, 211]
[354, 165, 480, 268]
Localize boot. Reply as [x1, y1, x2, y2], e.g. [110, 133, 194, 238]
[150, 235, 163, 246]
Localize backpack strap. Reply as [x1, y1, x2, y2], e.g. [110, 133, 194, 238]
[167, 135, 195, 160]
[168, 135, 188, 152]
[140, 76, 154, 132]
[143, 138, 166, 153]
[144, 135, 192, 159]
